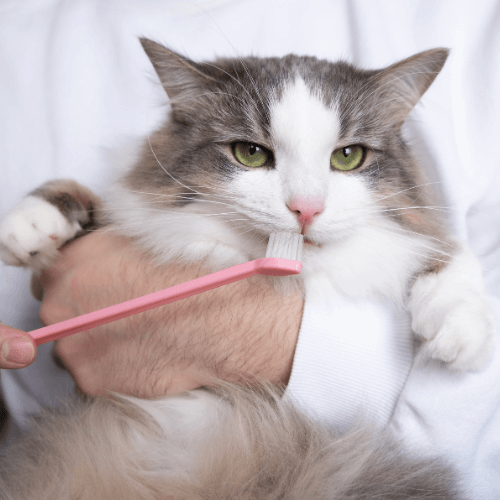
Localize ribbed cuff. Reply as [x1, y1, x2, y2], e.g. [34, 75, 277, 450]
[286, 285, 414, 430]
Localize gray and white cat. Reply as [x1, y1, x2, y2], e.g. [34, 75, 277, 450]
[0, 39, 492, 498]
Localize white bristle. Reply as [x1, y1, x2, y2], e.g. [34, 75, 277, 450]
[265, 232, 304, 261]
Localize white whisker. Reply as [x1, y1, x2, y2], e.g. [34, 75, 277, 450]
[373, 182, 443, 202]
[371, 224, 454, 259]
[389, 226, 456, 249]
[126, 188, 242, 204]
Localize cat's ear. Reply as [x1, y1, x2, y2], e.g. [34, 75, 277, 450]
[369, 48, 449, 125]
[140, 38, 216, 111]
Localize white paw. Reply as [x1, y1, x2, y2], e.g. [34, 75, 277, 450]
[413, 294, 495, 370]
[410, 248, 496, 371]
[0, 196, 81, 270]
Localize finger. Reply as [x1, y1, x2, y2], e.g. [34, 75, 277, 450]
[0, 323, 37, 368]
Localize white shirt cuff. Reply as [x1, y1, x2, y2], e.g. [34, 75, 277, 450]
[286, 285, 414, 430]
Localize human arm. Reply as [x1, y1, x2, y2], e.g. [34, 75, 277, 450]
[38, 231, 304, 397]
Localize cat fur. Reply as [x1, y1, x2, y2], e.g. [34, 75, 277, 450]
[0, 384, 462, 499]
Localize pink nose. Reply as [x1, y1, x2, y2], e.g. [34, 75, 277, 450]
[288, 197, 325, 229]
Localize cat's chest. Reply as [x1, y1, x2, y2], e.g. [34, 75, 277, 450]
[300, 225, 430, 302]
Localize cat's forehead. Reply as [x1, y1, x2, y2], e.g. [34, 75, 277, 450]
[217, 54, 362, 101]
[268, 76, 342, 198]
[270, 76, 340, 158]
[211, 54, 373, 145]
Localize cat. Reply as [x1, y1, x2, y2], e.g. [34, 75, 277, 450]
[0, 38, 492, 498]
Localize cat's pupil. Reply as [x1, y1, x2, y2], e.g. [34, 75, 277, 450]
[343, 147, 351, 157]
[249, 145, 257, 155]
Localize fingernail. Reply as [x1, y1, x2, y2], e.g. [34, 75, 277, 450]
[2, 338, 35, 365]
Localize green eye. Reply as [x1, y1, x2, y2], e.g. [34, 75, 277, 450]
[233, 142, 269, 168]
[330, 145, 365, 171]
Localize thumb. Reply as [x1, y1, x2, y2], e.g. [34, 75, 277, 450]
[0, 323, 37, 369]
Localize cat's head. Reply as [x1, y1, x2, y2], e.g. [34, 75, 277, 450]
[118, 40, 448, 285]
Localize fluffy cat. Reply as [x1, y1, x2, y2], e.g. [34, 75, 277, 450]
[0, 38, 492, 498]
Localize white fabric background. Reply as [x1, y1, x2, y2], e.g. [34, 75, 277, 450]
[0, 0, 499, 497]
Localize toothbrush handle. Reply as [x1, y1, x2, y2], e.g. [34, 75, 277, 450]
[29, 257, 302, 345]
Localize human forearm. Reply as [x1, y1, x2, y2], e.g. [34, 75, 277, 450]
[39, 232, 303, 397]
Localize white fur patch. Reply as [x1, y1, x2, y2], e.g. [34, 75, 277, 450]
[0, 196, 81, 270]
[409, 242, 495, 370]
[270, 77, 340, 200]
[123, 390, 223, 471]
[302, 219, 438, 303]
[107, 185, 265, 270]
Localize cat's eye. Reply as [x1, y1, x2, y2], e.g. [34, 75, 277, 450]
[233, 142, 270, 168]
[330, 145, 365, 171]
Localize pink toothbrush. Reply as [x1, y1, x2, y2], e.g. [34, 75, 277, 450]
[28, 232, 304, 345]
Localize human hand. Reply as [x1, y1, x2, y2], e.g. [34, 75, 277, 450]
[39, 231, 304, 397]
[0, 323, 37, 368]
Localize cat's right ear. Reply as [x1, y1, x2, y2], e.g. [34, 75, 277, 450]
[368, 48, 449, 127]
[139, 38, 216, 114]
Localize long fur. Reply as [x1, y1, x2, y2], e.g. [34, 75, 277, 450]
[0, 384, 461, 499]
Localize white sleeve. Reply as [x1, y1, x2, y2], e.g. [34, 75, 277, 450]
[286, 287, 414, 430]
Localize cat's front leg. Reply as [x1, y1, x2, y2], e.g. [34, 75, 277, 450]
[409, 243, 495, 371]
[0, 180, 103, 271]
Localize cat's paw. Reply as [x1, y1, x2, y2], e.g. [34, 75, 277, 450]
[413, 294, 495, 371]
[0, 196, 81, 270]
[410, 267, 495, 371]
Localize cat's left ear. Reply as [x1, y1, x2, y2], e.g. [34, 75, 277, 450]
[369, 48, 449, 125]
[139, 38, 217, 118]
